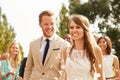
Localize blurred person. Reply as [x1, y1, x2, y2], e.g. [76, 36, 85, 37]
[0, 69, 2, 80]
[18, 57, 27, 80]
[97, 36, 120, 80]
[0, 42, 22, 80]
[64, 34, 71, 43]
[62, 14, 105, 80]
[0, 51, 9, 80]
[24, 10, 70, 80]
[93, 33, 99, 42]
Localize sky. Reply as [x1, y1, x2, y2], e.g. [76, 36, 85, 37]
[0, 0, 70, 57]
[0, 0, 90, 57]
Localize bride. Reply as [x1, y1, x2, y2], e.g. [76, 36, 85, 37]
[62, 14, 105, 80]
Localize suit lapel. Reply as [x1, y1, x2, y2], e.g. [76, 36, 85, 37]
[44, 35, 58, 66]
[36, 38, 43, 67]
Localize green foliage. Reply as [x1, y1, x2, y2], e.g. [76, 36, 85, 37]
[69, 0, 81, 15]
[114, 41, 120, 60]
[106, 27, 120, 60]
[0, 11, 15, 51]
[98, 0, 120, 35]
[110, 0, 120, 24]
[19, 43, 24, 59]
[0, 8, 15, 54]
[0, 7, 24, 58]
[106, 27, 120, 45]
[58, 0, 120, 61]
[69, 0, 111, 23]
[57, 4, 69, 38]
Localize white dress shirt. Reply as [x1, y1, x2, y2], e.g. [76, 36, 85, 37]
[40, 34, 55, 60]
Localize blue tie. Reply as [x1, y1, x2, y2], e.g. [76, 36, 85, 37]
[42, 39, 49, 64]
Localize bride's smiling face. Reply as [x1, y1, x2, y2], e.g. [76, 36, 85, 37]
[69, 20, 84, 41]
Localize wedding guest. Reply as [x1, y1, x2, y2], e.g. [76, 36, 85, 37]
[18, 57, 27, 80]
[64, 34, 71, 43]
[97, 36, 120, 80]
[0, 42, 22, 80]
[0, 69, 2, 80]
[0, 51, 9, 80]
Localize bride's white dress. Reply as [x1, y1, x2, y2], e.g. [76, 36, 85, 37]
[65, 47, 93, 80]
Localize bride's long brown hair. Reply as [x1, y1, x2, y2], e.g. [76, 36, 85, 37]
[68, 14, 97, 77]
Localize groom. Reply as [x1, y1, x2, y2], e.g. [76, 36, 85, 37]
[24, 10, 70, 80]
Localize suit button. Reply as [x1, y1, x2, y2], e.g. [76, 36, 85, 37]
[42, 73, 45, 75]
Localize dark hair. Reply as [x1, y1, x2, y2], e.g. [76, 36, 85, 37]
[97, 36, 112, 55]
[39, 10, 54, 23]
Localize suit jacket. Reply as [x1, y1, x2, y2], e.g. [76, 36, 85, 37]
[24, 34, 70, 80]
[19, 57, 27, 78]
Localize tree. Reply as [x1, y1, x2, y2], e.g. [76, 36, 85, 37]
[110, 0, 120, 25]
[67, 0, 120, 59]
[69, 0, 111, 23]
[57, 3, 69, 38]
[69, 0, 81, 15]
[0, 7, 16, 54]
[106, 27, 120, 59]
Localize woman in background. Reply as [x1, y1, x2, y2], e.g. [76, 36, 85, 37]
[0, 69, 2, 80]
[0, 51, 10, 80]
[0, 42, 22, 80]
[97, 36, 120, 80]
[18, 57, 27, 80]
[64, 34, 71, 43]
[62, 14, 105, 80]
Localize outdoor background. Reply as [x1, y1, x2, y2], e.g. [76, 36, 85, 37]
[0, 0, 120, 63]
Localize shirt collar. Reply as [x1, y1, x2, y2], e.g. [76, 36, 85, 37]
[42, 34, 55, 41]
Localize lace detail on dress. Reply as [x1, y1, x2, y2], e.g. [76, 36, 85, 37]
[71, 50, 85, 64]
[65, 47, 93, 80]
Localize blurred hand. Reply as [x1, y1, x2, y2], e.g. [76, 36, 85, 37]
[18, 76, 23, 80]
[0, 52, 9, 60]
[6, 71, 15, 77]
